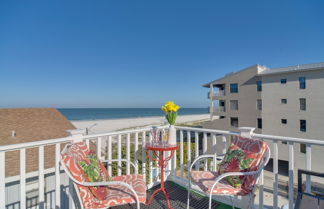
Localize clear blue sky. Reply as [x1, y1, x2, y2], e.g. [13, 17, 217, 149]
[1, 0, 323, 108]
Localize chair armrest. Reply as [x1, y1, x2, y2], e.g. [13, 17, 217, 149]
[102, 159, 138, 173]
[189, 155, 215, 172]
[209, 170, 261, 198]
[60, 160, 140, 208]
[77, 180, 140, 208]
[214, 170, 260, 182]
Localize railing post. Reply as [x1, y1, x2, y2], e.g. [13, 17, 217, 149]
[67, 129, 86, 143]
[67, 129, 86, 209]
[305, 144, 312, 193]
[238, 127, 255, 138]
[288, 143, 294, 209]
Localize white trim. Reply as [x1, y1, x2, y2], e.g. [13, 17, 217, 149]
[0, 152, 5, 209]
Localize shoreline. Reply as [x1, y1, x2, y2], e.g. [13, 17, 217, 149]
[71, 114, 209, 133]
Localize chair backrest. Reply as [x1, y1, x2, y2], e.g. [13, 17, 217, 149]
[232, 136, 270, 193]
[60, 142, 105, 208]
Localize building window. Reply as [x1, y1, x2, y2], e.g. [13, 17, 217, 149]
[281, 119, 287, 124]
[220, 116, 226, 119]
[257, 99, 262, 110]
[300, 120, 306, 132]
[230, 83, 238, 93]
[300, 98, 306, 111]
[230, 100, 238, 110]
[300, 144, 306, 154]
[230, 117, 238, 127]
[257, 118, 262, 129]
[256, 81, 262, 92]
[299, 77, 306, 89]
[281, 79, 287, 84]
[281, 99, 287, 104]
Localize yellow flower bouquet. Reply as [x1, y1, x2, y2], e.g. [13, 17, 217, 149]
[161, 101, 180, 125]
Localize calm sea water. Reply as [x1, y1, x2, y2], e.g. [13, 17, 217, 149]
[58, 108, 208, 121]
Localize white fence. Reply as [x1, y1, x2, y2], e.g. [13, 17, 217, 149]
[1, 126, 324, 209]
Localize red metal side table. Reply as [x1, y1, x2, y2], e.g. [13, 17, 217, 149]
[145, 143, 179, 209]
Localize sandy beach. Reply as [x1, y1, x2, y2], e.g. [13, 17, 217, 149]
[72, 114, 209, 133]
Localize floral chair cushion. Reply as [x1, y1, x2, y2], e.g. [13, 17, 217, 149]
[61, 142, 146, 209]
[233, 136, 268, 193]
[190, 136, 268, 196]
[191, 170, 249, 195]
[78, 150, 111, 200]
[217, 144, 258, 188]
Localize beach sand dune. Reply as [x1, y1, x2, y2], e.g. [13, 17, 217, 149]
[72, 114, 209, 134]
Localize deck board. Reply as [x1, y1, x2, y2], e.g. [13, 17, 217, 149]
[112, 181, 220, 209]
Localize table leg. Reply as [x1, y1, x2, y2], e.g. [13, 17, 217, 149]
[145, 151, 173, 209]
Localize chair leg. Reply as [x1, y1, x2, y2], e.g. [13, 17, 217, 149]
[246, 193, 254, 209]
[230, 195, 235, 209]
[187, 179, 191, 209]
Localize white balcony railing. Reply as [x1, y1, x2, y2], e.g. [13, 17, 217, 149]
[208, 90, 225, 99]
[213, 106, 226, 112]
[1, 126, 324, 209]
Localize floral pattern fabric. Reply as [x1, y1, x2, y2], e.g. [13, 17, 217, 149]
[61, 142, 146, 209]
[78, 150, 111, 200]
[190, 136, 268, 196]
[217, 144, 257, 188]
[191, 170, 248, 195]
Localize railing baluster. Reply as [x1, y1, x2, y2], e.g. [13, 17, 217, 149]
[259, 170, 264, 209]
[212, 134, 217, 171]
[187, 131, 191, 174]
[142, 131, 146, 179]
[288, 142, 294, 209]
[118, 134, 122, 176]
[20, 148, 26, 209]
[135, 132, 139, 174]
[203, 133, 207, 171]
[172, 146, 176, 176]
[149, 132, 153, 185]
[180, 130, 184, 177]
[126, 133, 131, 175]
[273, 141, 279, 209]
[39, 146, 45, 209]
[222, 135, 227, 154]
[0, 152, 5, 209]
[171, 128, 177, 176]
[97, 137, 102, 160]
[195, 132, 199, 170]
[306, 144, 312, 193]
[55, 143, 61, 208]
[107, 136, 112, 175]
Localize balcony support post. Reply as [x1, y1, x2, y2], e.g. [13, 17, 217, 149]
[209, 84, 214, 120]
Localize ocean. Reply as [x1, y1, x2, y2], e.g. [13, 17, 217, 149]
[58, 108, 208, 121]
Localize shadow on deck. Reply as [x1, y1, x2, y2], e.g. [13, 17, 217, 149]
[112, 181, 223, 209]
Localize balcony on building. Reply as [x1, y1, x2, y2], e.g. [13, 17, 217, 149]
[208, 84, 226, 100]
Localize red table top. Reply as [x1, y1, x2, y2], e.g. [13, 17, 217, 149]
[145, 143, 179, 151]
